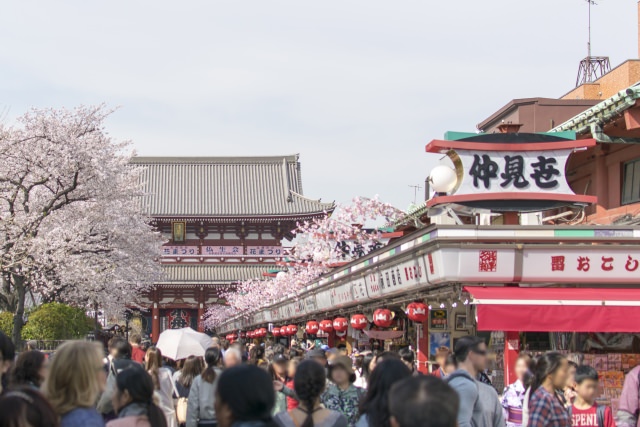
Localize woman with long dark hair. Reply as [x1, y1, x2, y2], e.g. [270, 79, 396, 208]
[527, 352, 571, 427]
[145, 347, 177, 427]
[187, 347, 222, 427]
[356, 359, 411, 427]
[215, 365, 277, 427]
[275, 360, 347, 427]
[107, 366, 168, 427]
[9, 350, 47, 389]
[0, 386, 59, 427]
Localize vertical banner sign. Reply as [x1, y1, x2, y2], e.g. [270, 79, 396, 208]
[429, 309, 448, 330]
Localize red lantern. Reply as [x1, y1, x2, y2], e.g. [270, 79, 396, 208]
[306, 321, 320, 335]
[259, 327, 267, 337]
[225, 334, 232, 340]
[239, 331, 246, 339]
[287, 324, 298, 336]
[319, 320, 334, 333]
[373, 308, 393, 328]
[333, 317, 348, 332]
[272, 327, 281, 337]
[407, 302, 429, 323]
[248, 330, 255, 339]
[350, 314, 368, 330]
[280, 326, 288, 336]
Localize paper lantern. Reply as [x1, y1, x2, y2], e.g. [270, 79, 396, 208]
[259, 327, 267, 337]
[287, 324, 298, 336]
[407, 302, 429, 323]
[350, 314, 368, 330]
[272, 327, 281, 337]
[333, 317, 348, 332]
[279, 326, 288, 336]
[306, 321, 320, 335]
[373, 308, 393, 328]
[239, 331, 246, 339]
[319, 319, 334, 333]
[248, 330, 255, 338]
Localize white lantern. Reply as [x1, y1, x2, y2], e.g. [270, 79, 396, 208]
[429, 165, 457, 193]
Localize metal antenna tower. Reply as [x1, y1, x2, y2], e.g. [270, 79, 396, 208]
[408, 184, 423, 205]
[575, 0, 611, 87]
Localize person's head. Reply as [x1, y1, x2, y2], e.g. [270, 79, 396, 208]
[249, 345, 265, 365]
[306, 349, 327, 367]
[112, 337, 132, 360]
[574, 365, 599, 404]
[112, 366, 168, 427]
[25, 340, 39, 352]
[0, 387, 59, 427]
[144, 346, 162, 370]
[398, 348, 415, 372]
[453, 336, 487, 374]
[363, 353, 376, 378]
[10, 350, 47, 388]
[567, 361, 578, 390]
[328, 355, 356, 386]
[529, 352, 568, 399]
[179, 355, 204, 388]
[514, 353, 532, 383]
[289, 346, 304, 359]
[337, 343, 347, 356]
[203, 347, 222, 383]
[435, 347, 451, 368]
[128, 333, 142, 346]
[294, 360, 327, 427]
[212, 337, 221, 348]
[0, 331, 15, 377]
[270, 353, 289, 378]
[359, 359, 412, 427]
[389, 376, 459, 427]
[443, 355, 456, 375]
[288, 357, 301, 379]
[224, 347, 242, 368]
[45, 341, 106, 416]
[376, 351, 400, 365]
[215, 365, 275, 427]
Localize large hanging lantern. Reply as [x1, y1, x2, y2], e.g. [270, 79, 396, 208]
[259, 327, 267, 337]
[272, 327, 282, 337]
[287, 324, 298, 336]
[306, 321, 320, 335]
[350, 314, 368, 330]
[279, 326, 288, 336]
[248, 330, 255, 339]
[373, 308, 394, 328]
[239, 331, 246, 339]
[333, 317, 348, 332]
[407, 302, 429, 323]
[319, 320, 334, 333]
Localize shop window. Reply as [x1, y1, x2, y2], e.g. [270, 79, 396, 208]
[622, 159, 640, 205]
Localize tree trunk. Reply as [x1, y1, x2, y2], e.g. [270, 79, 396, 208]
[12, 274, 25, 348]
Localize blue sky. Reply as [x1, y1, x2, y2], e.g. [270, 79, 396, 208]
[0, 1, 636, 210]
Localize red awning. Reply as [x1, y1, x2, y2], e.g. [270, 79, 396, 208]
[465, 287, 640, 333]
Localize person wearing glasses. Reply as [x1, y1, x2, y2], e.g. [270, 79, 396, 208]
[446, 336, 489, 427]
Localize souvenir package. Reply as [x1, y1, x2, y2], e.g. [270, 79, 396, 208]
[608, 353, 622, 371]
[594, 355, 608, 371]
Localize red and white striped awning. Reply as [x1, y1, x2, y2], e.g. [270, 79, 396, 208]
[464, 287, 640, 333]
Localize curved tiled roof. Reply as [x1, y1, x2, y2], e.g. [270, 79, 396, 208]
[131, 155, 334, 217]
[158, 264, 275, 284]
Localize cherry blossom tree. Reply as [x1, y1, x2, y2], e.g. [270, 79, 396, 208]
[204, 196, 405, 329]
[0, 105, 162, 343]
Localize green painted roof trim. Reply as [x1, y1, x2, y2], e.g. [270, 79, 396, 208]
[444, 131, 576, 141]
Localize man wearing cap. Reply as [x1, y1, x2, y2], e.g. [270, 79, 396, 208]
[322, 355, 364, 427]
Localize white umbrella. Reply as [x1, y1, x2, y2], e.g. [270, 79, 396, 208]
[156, 327, 212, 360]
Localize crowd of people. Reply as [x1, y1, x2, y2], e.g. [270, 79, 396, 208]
[1, 329, 640, 427]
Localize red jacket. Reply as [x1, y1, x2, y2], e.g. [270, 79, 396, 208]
[131, 346, 145, 364]
[285, 379, 298, 410]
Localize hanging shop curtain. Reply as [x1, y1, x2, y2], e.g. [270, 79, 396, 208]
[465, 287, 640, 333]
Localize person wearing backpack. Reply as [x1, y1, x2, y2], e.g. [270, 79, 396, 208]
[446, 336, 488, 427]
[570, 366, 614, 427]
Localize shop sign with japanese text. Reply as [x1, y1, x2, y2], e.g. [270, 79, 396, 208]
[429, 309, 448, 330]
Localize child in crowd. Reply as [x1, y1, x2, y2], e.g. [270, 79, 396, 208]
[570, 365, 614, 427]
[285, 357, 301, 410]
